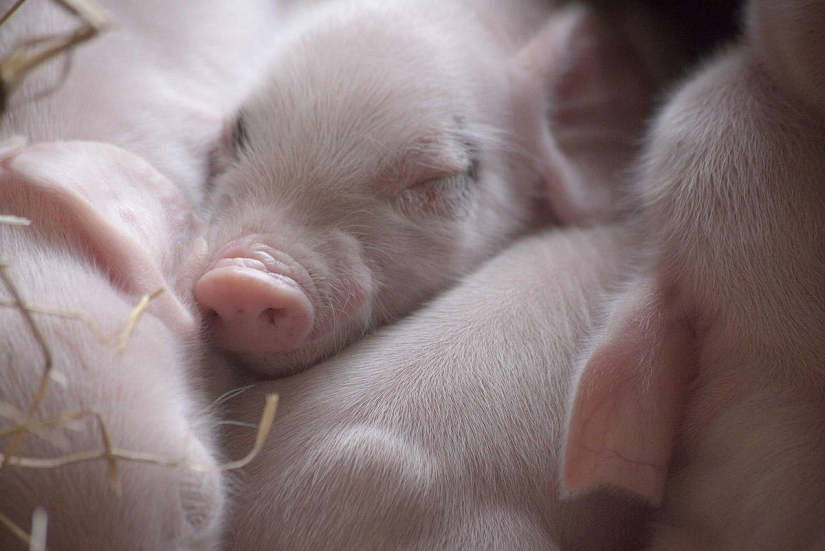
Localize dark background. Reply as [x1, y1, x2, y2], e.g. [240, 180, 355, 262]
[581, 0, 745, 91]
[643, 0, 744, 60]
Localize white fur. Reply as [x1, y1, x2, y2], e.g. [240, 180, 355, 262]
[563, 0, 825, 548]
[216, 226, 650, 550]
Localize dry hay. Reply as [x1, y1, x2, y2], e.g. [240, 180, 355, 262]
[0, 5, 277, 547]
[0, 232, 279, 547]
[0, 0, 108, 113]
[0, 164, 277, 549]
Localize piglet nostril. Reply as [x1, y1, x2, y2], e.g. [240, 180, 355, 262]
[261, 307, 282, 326]
[194, 258, 315, 354]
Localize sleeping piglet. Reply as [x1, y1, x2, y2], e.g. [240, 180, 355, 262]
[0, 141, 225, 550]
[198, 1, 650, 377]
[563, 0, 825, 549]
[217, 225, 650, 551]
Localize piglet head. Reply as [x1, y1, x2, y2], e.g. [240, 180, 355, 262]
[200, 3, 650, 377]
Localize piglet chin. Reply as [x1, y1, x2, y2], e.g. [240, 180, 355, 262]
[194, 256, 315, 353]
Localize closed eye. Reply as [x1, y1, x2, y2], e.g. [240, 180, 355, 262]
[231, 113, 250, 154]
[395, 156, 480, 220]
[466, 155, 480, 183]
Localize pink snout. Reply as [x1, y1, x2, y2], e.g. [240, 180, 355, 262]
[194, 257, 314, 353]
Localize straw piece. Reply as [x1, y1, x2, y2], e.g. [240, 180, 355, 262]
[0, 403, 75, 449]
[0, 299, 109, 343]
[28, 507, 47, 551]
[213, 393, 279, 472]
[56, 0, 108, 31]
[0, 0, 110, 99]
[0, 263, 53, 468]
[0, 394, 278, 545]
[0, 0, 27, 28]
[0, 394, 279, 474]
[116, 288, 163, 353]
[0, 510, 32, 547]
[0, 287, 166, 348]
[0, 409, 88, 440]
[0, 508, 49, 551]
[0, 207, 279, 544]
[0, 216, 31, 226]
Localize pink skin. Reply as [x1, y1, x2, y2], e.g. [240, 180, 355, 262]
[0, 142, 225, 551]
[0, 0, 284, 205]
[215, 226, 650, 551]
[563, 0, 825, 549]
[199, 1, 651, 377]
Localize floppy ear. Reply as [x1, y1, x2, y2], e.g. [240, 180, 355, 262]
[0, 141, 203, 332]
[509, 5, 650, 224]
[562, 276, 696, 505]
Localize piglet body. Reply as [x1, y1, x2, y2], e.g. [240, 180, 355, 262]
[200, 1, 651, 376]
[563, 1, 825, 548]
[0, 142, 225, 550]
[217, 226, 649, 550]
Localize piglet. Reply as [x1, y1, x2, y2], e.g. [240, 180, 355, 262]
[563, 0, 825, 549]
[217, 225, 650, 550]
[199, 2, 651, 376]
[0, 141, 225, 550]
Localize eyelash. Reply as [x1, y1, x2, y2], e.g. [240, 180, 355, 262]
[395, 162, 478, 219]
[231, 115, 249, 154]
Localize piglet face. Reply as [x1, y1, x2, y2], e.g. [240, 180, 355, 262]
[199, 4, 539, 376]
[199, 3, 650, 377]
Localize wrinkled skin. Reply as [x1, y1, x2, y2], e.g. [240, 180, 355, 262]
[216, 226, 650, 551]
[563, 1, 825, 549]
[0, 142, 225, 551]
[199, 1, 651, 377]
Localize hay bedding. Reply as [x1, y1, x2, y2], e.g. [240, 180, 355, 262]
[0, 226, 278, 546]
[0, 0, 106, 114]
[0, 3, 277, 548]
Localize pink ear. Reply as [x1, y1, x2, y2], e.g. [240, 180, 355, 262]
[563, 278, 695, 505]
[511, 6, 650, 224]
[0, 141, 201, 332]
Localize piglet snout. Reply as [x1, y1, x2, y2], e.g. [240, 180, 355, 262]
[195, 254, 314, 353]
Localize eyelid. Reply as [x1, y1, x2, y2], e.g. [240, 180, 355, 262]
[395, 165, 475, 220]
[466, 156, 480, 182]
[231, 114, 249, 153]
[407, 149, 478, 189]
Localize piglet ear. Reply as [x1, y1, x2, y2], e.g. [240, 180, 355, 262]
[562, 277, 695, 505]
[510, 5, 650, 224]
[0, 141, 202, 332]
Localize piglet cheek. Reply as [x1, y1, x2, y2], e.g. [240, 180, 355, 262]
[194, 257, 315, 353]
